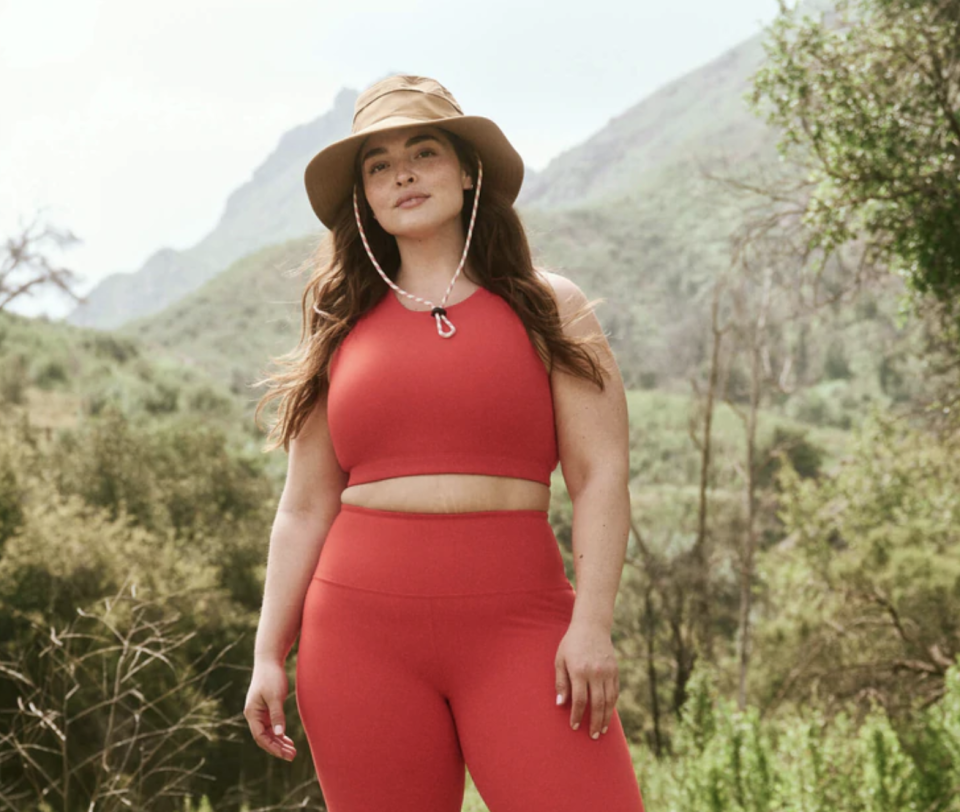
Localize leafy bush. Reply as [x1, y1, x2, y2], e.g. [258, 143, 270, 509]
[0, 352, 28, 404]
[637, 660, 960, 811]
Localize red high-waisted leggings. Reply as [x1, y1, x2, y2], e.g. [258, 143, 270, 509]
[295, 503, 646, 812]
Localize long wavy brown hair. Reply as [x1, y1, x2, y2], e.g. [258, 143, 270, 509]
[253, 127, 608, 453]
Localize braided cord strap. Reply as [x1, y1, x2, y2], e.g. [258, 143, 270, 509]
[342, 158, 484, 338]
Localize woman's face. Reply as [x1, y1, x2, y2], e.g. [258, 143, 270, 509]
[358, 125, 473, 240]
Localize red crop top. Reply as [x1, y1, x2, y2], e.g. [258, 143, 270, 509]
[326, 285, 559, 488]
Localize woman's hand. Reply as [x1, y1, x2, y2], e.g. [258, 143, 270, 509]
[244, 660, 298, 761]
[554, 619, 620, 740]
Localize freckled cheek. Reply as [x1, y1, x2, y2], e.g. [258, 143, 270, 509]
[362, 181, 394, 220]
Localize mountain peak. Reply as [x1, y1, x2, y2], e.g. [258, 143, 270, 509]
[333, 86, 358, 115]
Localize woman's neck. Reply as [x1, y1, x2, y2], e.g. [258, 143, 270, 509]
[394, 221, 475, 292]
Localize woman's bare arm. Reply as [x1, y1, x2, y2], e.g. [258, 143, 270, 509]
[253, 394, 349, 665]
[540, 269, 630, 630]
[540, 269, 631, 741]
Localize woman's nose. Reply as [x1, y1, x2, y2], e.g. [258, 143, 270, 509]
[394, 160, 416, 184]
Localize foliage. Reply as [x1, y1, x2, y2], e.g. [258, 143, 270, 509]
[0, 585, 236, 812]
[752, 407, 960, 714]
[0, 403, 323, 811]
[636, 659, 960, 812]
[756, 425, 824, 487]
[748, 0, 960, 323]
[0, 307, 251, 445]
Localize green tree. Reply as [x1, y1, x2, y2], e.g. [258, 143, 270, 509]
[757, 408, 960, 714]
[748, 0, 960, 329]
[0, 407, 317, 811]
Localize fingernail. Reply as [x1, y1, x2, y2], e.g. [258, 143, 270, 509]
[556, 694, 563, 706]
[592, 731, 599, 740]
[274, 724, 283, 736]
[572, 722, 579, 730]
[602, 726, 609, 734]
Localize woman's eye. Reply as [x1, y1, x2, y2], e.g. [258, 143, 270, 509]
[368, 149, 435, 175]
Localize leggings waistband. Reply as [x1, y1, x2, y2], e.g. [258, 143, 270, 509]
[312, 503, 570, 596]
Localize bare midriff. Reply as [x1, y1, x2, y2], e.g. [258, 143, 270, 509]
[340, 474, 551, 513]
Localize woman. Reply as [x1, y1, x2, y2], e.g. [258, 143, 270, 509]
[245, 74, 645, 812]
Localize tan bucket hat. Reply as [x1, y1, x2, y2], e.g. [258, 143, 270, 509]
[304, 74, 525, 229]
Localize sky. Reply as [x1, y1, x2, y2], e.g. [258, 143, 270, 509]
[0, 0, 783, 320]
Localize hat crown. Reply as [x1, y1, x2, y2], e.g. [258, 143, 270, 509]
[352, 75, 463, 134]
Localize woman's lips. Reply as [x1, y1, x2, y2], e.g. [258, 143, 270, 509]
[397, 195, 429, 209]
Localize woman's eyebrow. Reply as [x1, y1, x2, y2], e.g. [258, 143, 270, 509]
[361, 134, 440, 165]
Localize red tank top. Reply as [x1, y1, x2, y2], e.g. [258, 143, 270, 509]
[326, 285, 559, 488]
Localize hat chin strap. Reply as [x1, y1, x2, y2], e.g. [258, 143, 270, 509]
[350, 158, 484, 339]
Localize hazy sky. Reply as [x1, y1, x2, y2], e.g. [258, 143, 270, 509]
[1, 0, 782, 319]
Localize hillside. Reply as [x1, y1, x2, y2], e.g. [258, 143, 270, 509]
[0, 306, 248, 438]
[64, 89, 356, 330]
[516, 32, 771, 210]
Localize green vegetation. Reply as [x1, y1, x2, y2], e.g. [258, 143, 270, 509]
[750, 0, 960, 331]
[4, 294, 959, 809]
[632, 661, 960, 812]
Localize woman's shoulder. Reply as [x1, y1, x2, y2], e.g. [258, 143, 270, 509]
[533, 268, 590, 316]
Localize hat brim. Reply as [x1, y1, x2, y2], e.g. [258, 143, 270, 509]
[304, 115, 524, 229]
